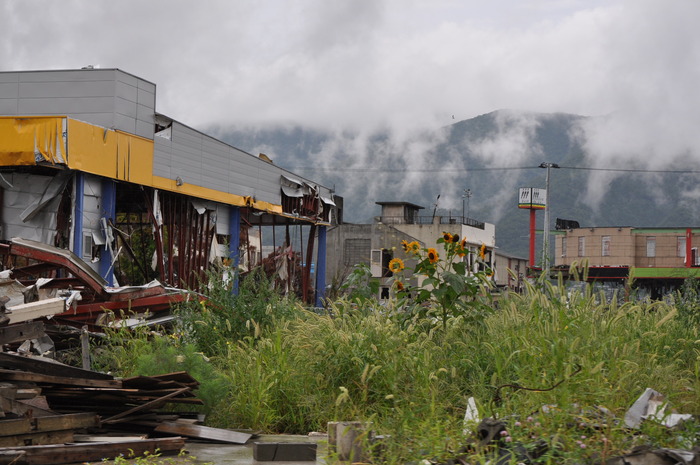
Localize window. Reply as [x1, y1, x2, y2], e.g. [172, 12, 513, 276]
[678, 236, 686, 258]
[578, 236, 585, 257]
[561, 237, 567, 257]
[646, 237, 656, 257]
[602, 236, 611, 257]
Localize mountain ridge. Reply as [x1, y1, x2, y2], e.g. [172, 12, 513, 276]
[212, 110, 700, 261]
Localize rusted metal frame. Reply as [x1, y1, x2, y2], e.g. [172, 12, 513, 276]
[165, 195, 174, 285]
[143, 188, 166, 281]
[199, 210, 213, 288]
[189, 210, 200, 290]
[302, 224, 317, 303]
[272, 215, 277, 252]
[299, 223, 305, 299]
[8, 243, 106, 297]
[187, 201, 196, 289]
[76, 292, 187, 314]
[285, 223, 292, 292]
[177, 197, 186, 288]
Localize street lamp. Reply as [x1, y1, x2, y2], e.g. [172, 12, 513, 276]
[539, 162, 559, 277]
[462, 189, 472, 223]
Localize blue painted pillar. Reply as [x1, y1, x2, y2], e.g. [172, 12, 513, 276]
[73, 172, 85, 258]
[229, 206, 241, 294]
[315, 225, 327, 307]
[99, 178, 117, 285]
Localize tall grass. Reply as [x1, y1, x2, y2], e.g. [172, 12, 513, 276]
[98, 275, 700, 464]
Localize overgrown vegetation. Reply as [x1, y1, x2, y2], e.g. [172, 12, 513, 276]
[95, 235, 700, 464]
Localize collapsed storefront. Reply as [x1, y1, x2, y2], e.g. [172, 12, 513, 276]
[0, 69, 337, 325]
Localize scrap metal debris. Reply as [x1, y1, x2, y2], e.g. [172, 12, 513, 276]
[0, 237, 188, 327]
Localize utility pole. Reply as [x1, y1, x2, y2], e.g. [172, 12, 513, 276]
[539, 162, 559, 277]
[462, 189, 472, 222]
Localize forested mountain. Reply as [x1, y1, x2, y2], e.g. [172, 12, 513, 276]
[212, 110, 700, 261]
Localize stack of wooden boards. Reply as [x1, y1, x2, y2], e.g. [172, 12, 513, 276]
[0, 352, 252, 464]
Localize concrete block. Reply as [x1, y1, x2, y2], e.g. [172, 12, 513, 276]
[252, 442, 317, 461]
[327, 421, 366, 462]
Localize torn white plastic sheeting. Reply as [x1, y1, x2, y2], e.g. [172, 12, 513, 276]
[463, 397, 480, 434]
[624, 388, 693, 428]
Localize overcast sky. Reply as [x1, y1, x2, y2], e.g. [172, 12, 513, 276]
[3, 1, 694, 130]
[3, 0, 700, 215]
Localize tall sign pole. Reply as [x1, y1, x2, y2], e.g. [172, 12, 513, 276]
[519, 187, 546, 274]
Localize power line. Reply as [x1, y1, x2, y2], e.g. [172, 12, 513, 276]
[286, 164, 700, 174]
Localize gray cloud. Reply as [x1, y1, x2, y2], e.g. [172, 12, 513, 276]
[2, 0, 699, 214]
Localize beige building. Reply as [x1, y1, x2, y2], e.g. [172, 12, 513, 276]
[553, 226, 700, 299]
[555, 227, 697, 268]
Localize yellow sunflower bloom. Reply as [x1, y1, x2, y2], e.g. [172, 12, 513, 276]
[401, 240, 410, 252]
[460, 238, 467, 249]
[407, 241, 421, 254]
[388, 258, 405, 273]
[427, 248, 439, 264]
[442, 232, 452, 242]
[395, 280, 405, 291]
[479, 243, 487, 260]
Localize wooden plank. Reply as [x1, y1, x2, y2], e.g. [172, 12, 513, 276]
[101, 387, 190, 424]
[0, 394, 54, 417]
[0, 450, 25, 465]
[0, 429, 73, 448]
[0, 436, 185, 465]
[155, 421, 252, 444]
[6, 297, 65, 324]
[0, 321, 45, 345]
[0, 417, 32, 436]
[0, 369, 122, 388]
[0, 353, 115, 380]
[35, 413, 99, 432]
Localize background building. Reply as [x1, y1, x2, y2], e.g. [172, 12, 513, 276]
[554, 226, 700, 299]
[325, 201, 521, 299]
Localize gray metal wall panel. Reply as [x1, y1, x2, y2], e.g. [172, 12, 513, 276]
[17, 96, 116, 115]
[114, 113, 137, 134]
[0, 73, 19, 84]
[136, 103, 153, 122]
[135, 120, 154, 139]
[0, 69, 157, 139]
[16, 69, 118, 83]
[115, 81, 138, 102]
[0, 99, 17, 114]
[115, 71, 139, 88]
[0, 82, 19, 98]
[115, 97, 138, 118]
[18, 80, 115, 98]
[137, 87, 155, 105]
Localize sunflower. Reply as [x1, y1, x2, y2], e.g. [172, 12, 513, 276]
[479, 243, 487, 260]
[394, 280, 405, 291]
[427, 248, 439, 264]
[406, 241, 421, 255]
[459, 237, 467, 249]
[442, 232, 453, 242]
[388, 257, 405, 273]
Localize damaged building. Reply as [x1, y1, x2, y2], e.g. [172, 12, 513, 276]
[0, 68, 337, 324]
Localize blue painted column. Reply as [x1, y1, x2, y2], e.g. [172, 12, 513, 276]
[315, 225, 327, 307]
[99, 178, 117, 285]
[73, 172, 85, 258]
[229, 206, 241, 294]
